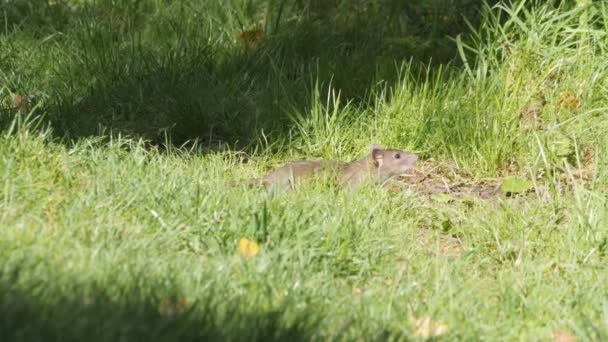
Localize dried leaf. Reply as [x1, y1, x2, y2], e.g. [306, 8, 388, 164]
[158, 297, 191, 316]
[239, 29, 264, 48]
[582, 145, 595, 164]
[558, 90, 581, 111]
[12, 94, 29, 113]
[421, 231, 464, 258]
[238, 238, 260, 258]
[553, 331, 576, 342]
[412, 316, 448, 338]
[520, 98, 545, 120]
[438, 236, 464, 258]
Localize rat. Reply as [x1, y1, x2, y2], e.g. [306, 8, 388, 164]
[231, 144, 418, 190]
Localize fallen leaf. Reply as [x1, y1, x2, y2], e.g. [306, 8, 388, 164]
[558, 90, 581, 111]
[158, 297, 191, 316]
[582, 145, 595, 164]
[12, 94, 29, 113]
[430, 193, 453, 203]
[420, 231, 465, 258]
[239, 28, 264, 48]
[520, 97, 546, 121]
[500, 176, 534, 194]
[439, 236, 464, 258]
[412, 316, 448, 338]
[177, 297, 190, 308]
[238, 238, 260, 258]
[553, 331, 576, 342]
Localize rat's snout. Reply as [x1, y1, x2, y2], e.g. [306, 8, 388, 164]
[404, 153, 418, 166]
[398, 153, 418, 173]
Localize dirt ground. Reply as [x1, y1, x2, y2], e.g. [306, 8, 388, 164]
[396, 160, 594, 201]
[398, 162, 503, 199]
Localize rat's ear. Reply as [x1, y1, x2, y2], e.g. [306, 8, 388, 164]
[369, 143, 382, 153]
[370, 146, 384, 167]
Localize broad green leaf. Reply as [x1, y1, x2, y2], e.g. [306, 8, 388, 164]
[500, 176, 534, 193]
[431, 193, 453, 203]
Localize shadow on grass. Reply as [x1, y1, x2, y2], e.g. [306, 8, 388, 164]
[2, 0, 496, 149]
[0, 284, 320, 342]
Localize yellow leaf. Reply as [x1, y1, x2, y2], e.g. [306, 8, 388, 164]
[237, 238, 260, 258]
[412, 316, 448, 338]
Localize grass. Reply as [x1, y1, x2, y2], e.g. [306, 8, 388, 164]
[1, 0, 608, 340]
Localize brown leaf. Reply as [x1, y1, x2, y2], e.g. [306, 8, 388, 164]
[439, 236, 464, 258]
[558, 90, 581, 111]
[520, 98, 546, 120]
[419, 231, 465, 258]
[12, 94, 29, 113]
[553, 331, 576, 342]
[239, 29, 264, 48]
[158, 297, 191, 316]
[582, 145, 595, 164]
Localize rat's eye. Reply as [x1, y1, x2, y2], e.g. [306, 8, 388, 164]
[394, 153, 401, 159]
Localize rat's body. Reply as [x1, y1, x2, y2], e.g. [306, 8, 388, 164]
[243, 160, 345, 189]
[233, 144, 418, 190]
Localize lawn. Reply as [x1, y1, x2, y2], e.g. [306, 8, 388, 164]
[1, 0, 607, 340]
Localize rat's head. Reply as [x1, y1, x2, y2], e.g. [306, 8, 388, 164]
[369, 144, 418, 180]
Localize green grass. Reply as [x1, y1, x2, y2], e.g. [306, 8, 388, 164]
[2, 0, 608, 340]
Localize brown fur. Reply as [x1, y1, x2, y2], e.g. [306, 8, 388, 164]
[231, 144, 418, 190]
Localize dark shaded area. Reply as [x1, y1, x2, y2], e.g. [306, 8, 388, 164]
[0, 240, 320, 342]
[0, 282, 320, 342]
[1, 0, 498, 147]
[0, 0, 74, 34]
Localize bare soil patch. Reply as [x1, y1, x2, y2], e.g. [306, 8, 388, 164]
[396, 159, 596, 204]
[399, 162, 503, 199]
